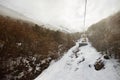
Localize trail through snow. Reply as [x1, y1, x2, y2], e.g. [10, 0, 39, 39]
[35, 38, 120, 80]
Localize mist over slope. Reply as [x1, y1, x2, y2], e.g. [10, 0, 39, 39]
[0, 5, 72, 33]
[0, 0, 120, 32]
[0, 5, 37, 24]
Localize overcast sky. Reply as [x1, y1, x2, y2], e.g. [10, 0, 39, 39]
[0, 0, 120, 32]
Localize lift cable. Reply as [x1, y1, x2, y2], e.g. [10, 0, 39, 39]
[83, 0, 87, 33]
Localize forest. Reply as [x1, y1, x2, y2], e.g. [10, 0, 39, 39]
[0, 15, 81, 80]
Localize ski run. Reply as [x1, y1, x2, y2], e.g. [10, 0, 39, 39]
[35, 37, 120, 80]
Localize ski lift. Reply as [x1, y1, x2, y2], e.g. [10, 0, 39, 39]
[81, 0, 87, 43]
[79, 0, 88, 45]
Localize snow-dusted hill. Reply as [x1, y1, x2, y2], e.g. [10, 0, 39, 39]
[0, 5, 37, 24]
[0, 5, 71, 33]
[0, 0, 120, 32]
[35, 37, 120, 80]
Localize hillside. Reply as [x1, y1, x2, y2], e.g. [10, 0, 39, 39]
[0, 5, 73, 33]
[0, 2, 120, 80]
[0, 5, 37, 25]
[0, 15, 81, 80]
[87, 12, 120, 60]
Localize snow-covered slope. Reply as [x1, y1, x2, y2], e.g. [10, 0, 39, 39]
[35, 37, 120, 80]
[0, 5, 71, 33]
[0, 5, 37, 24]
[0, 0, 120, 32]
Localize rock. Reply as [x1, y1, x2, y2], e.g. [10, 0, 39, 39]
[79, 43, 88, 47]
[104, 55, 110, 59]
[88, 64, 91, 68]
[94, 60, 105, 71]
[77, 57, 85, 64]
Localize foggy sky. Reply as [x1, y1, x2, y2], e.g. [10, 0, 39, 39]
[0, 0, 120, 32]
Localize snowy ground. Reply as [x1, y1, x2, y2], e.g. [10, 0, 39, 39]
[35, 38, 120, 80]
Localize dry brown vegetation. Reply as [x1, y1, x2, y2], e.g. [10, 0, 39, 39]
[0, 15, 81, 80]
[87, 11, 120, 60]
